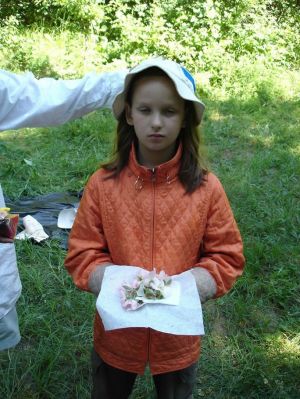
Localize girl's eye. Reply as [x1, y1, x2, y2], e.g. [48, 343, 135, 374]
[138, 107, 150, 114]
[165, 109, 176, 115]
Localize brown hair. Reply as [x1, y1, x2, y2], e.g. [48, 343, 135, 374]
[103, 67, 208, 193]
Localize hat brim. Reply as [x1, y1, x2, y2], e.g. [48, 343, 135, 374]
[112, 62, 205, 125]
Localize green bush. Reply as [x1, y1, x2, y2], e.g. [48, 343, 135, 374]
[0, 0, 299, 76]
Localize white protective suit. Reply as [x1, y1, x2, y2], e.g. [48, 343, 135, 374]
[0, 69, 126, 349]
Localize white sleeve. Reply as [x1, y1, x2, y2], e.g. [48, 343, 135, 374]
[0, 69, 126, 131]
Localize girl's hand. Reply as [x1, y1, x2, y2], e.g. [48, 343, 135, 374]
[191, 268, 217, 303]
[88, 263, 113, 296]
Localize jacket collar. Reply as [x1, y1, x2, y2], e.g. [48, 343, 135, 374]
[128, 143, 182, 185]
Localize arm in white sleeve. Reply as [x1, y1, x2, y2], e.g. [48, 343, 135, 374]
[0, 69, 126, 131]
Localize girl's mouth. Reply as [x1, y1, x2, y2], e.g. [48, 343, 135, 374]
[149, 134, 164, 138]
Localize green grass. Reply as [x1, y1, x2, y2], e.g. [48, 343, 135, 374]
[0, 109, 116, 198]
[0, 64, 299, 398]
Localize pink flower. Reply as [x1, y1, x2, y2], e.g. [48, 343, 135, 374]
[119, 269, 172, 310]
[132, 279, 140, 289]
[119, 287, 126, 301]
[121, 299, 143, 311]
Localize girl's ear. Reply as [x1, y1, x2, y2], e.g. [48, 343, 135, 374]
[125, 103, 134, 126]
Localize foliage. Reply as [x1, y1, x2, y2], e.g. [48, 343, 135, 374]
[0, 0, 299, 78]
[0, 0, 106, 33]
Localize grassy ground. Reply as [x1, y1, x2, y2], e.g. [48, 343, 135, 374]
[0, 65, 299, 398]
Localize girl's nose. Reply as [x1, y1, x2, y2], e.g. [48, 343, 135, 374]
[151, 112, 162, 129]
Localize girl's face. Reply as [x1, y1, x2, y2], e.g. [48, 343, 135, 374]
[126, 75, 185, 168]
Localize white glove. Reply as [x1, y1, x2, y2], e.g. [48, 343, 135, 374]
[191, 268, 217, 303]
[88, 263, 112, 296]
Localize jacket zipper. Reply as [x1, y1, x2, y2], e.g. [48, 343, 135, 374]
[151, 167, 156, 269]
[148, 167, 156, 368]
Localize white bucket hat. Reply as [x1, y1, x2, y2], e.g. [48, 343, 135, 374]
[112, 57, 205, 125]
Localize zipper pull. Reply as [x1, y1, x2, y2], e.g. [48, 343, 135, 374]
[151, 168, 156, 183]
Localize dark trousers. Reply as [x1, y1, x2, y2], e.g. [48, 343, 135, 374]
[91, 349, 197, 399]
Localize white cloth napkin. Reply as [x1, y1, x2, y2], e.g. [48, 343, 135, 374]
[96, 265, 205, 336]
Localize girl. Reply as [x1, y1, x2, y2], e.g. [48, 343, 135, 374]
[65, 57, 245, 399]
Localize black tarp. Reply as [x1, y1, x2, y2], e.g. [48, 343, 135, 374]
[5, 191, 82, 248]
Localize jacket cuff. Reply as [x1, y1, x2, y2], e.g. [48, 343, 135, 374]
[88, 264, 111, 296]
[191, 267, 217, 303]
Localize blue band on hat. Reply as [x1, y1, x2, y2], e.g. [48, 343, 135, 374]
[181, 67, 196, 92]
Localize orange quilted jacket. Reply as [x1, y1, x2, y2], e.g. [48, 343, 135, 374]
[65, 145, 245, 374]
